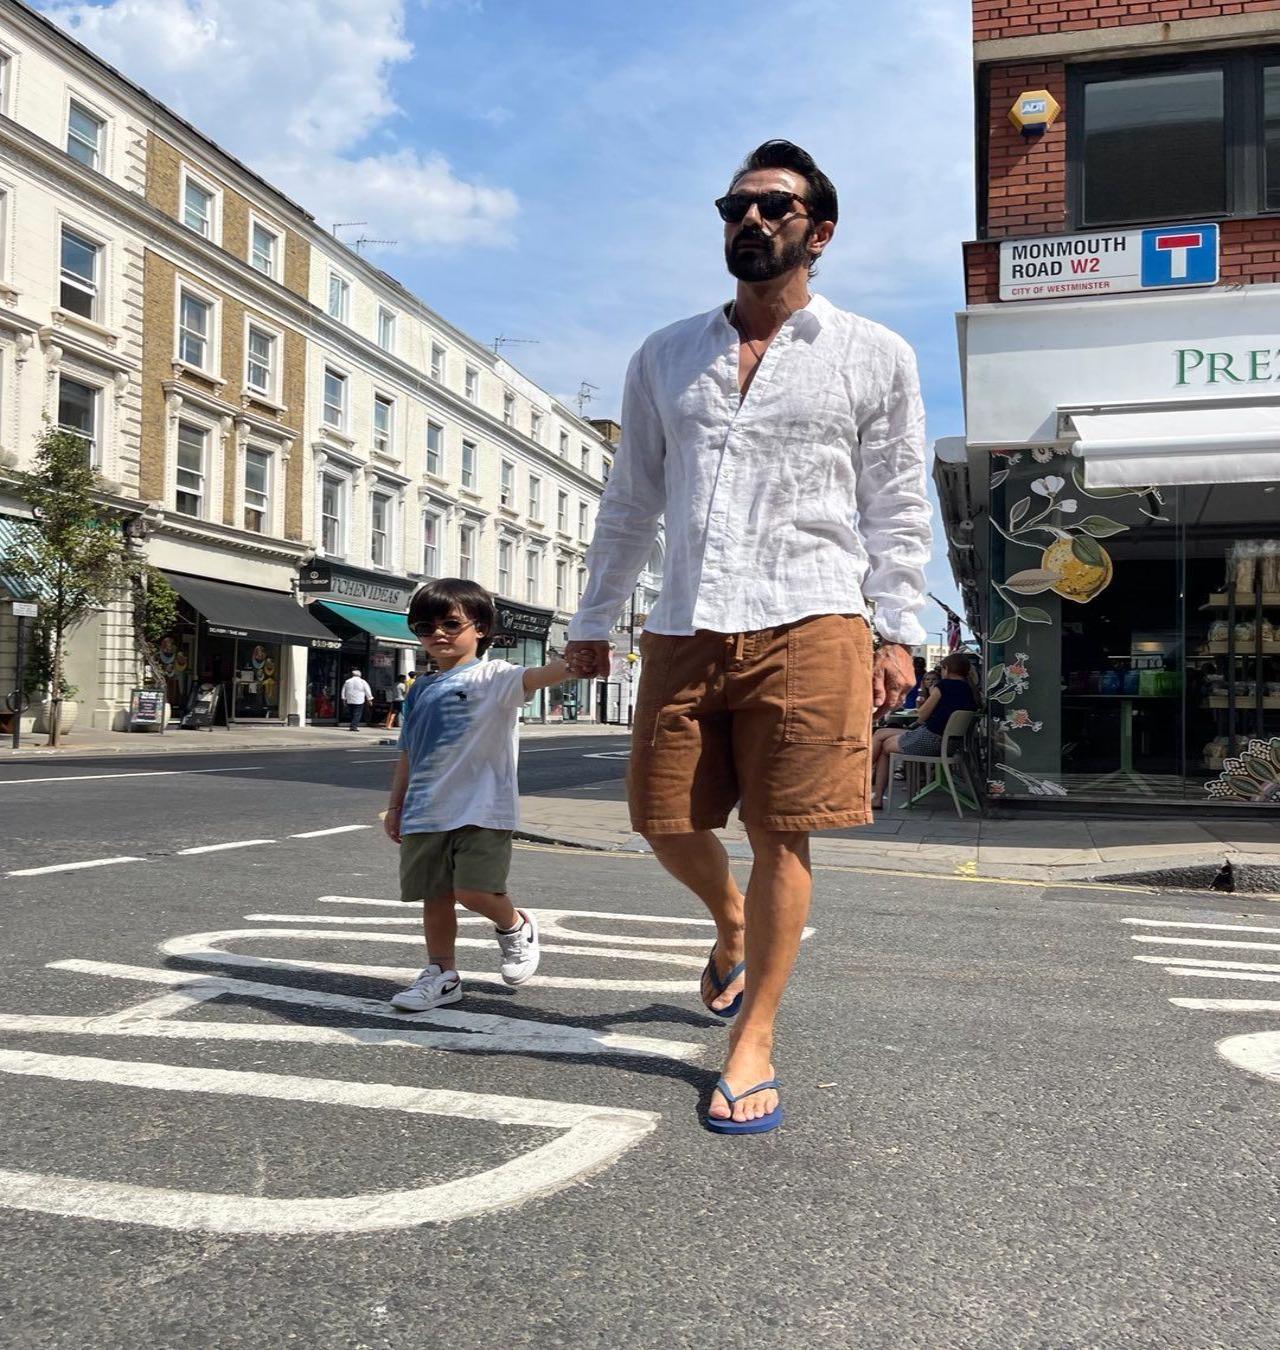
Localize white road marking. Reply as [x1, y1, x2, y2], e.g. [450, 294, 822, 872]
[1172, 999, 1280, 1012]
[0, 767, 264, 786]
[348, 757, 400, 764]
[0, 1049, 657, 1234]
[583, 751, 630, 760]
[288, 825, 372, 839]
[1216, 1031, 1280, 1087]
[1131, 935, 1280, 954]
[1123, 918, 1280, 936]
[176, 840, 275, 855]
[31, 963, 703, 1061]
[8, 856, 144, 877]
[1135, 955, 1280, 974]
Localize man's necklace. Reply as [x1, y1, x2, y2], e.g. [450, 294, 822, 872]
[728, 302, 768, 364]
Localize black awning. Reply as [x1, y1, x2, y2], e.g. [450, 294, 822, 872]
[164, 572, 342, 649]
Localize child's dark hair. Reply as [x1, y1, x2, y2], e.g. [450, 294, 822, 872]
[407, 578, 497, 655]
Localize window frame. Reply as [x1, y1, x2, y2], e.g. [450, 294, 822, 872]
[559, 429, 570, 459]
[174, 282, 218, 375]
[377, 305, 396, 353]
[524, 547, 540, 605]
[65, 97, 104, 170]
[531, 409, 543, 443]
[458, 522, 476, 580]
[460, 439, 477, 489]
[500, 459, 515, 507]
[430, 343, 446, 382]
[327, 269, 351, 323]
[425, 419, 445, 477]
[1065, 49, 1280, 230]
[244, 319, 280, 401]
[528, 473, 542, 521]
[174, 418, 210, 519]
[320, 471, 348, 558]
[243, 444, 272, 534]
[498, 538, 513, 595]
[59, 222, 102, 322]
[580, 443, 591, 473]
[249, 213, 282, 279]
[372, 392, 395, 458]
[557, 490, 569, 534]
[422, 508, 442, 576]
[56, 373, 101, 467]
[464, 365, 479, 401]
[0, 50, 12, 118]
[369, 488, 394, 569]
[180, 165, 220, 242]
[503, 391, 516, 426]
[578, 500, 589, 541]
[555, 559, 568, 611]
[321, 365, 348, 432]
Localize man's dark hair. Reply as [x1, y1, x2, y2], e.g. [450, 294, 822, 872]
[731, 139, 838, 226]
[942, 652, 971, 679]
[408, 578, 497, 656]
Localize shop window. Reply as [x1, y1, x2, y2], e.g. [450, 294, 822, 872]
[57, 375, 98, 466]
[321, 474, 345, 556]
[59, 226, 100, 320]
[426, 420, 444, 476]
[498, 539, 512, 594]
[373, 393, 394, 456]
[66, 101, 103, 169]
[459, 524, 476, 579]
[461, 439, 476, 489]
[422, 510, 441, 575]
[243, 447, 270, 533]
[175, 421, 207, 517]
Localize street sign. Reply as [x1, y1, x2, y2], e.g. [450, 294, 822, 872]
[999, 223, 1219, 301]
[12, 602, 37, 618]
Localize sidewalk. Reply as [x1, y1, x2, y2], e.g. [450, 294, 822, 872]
[0, 718, 627, 758]
[518, 774, 1280, 889]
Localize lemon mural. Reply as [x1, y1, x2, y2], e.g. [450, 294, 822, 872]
[986, 463, 1160, 648]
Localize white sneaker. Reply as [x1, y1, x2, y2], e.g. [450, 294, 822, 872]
[496, 909, 540, 986]
[390, 964, 462, 1011]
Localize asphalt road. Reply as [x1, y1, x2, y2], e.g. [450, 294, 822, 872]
[2, 745, 1279, 1348]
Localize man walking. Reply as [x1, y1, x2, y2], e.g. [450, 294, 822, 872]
[341, 668, 373, 732]
[565, 140, 931, 1133]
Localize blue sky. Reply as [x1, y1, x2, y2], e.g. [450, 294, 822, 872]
[41, 0, 974, 638]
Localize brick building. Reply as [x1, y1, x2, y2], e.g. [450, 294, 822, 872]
[938, 0, 1280, 808]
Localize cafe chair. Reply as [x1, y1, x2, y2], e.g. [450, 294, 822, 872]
[885, 709, 981, 819]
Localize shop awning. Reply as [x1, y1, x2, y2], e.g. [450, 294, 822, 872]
[163, 572, 341, 648]
[0, 516, 54, 602]
[1068, 404, 1280, 488]
[312, 599, 418, 648]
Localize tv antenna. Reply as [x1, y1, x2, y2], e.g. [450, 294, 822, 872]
[331, 220, 367, 240]
[575, 380, 599, 414]
[355, 235, 397, 254]
[492, 335, 540, 355]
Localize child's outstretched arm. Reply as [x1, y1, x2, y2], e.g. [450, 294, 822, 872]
[522, 657, 572, 696]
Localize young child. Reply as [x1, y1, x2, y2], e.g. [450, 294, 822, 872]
[384, 578, 570, 1011]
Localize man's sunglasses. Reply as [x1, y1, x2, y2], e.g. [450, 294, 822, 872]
[715, 191, 809, 224]
[411, 618, 476, 638]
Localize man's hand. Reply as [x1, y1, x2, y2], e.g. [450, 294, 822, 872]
[382, 806, 403, 845]
[565, 640, 612, 679]
[872, 642, 916, 721]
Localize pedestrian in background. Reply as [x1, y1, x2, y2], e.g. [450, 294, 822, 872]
[384, 578, 570, 1012]
[385, 676, 408, 729]
[565, 139, 931, 1134]
[341, 668, 373, 732]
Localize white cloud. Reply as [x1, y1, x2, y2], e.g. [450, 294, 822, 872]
[38, 0, 517, 246]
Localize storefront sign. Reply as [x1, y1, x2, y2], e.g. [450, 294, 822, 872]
[999, 224, 1219, 301]
[1174, 345, 1280, 387]
[127, 687, 165, 732]
[494, 602, 553, 641]
[297, 562, 415, 610]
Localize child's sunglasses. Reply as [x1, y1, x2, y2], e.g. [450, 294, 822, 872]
[411, 618, 476, 638]
[715, 191, 809, 224]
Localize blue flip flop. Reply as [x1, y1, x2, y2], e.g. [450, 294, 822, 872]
[704, 1076, 783, 1135]
[701, 944, 745, 1019]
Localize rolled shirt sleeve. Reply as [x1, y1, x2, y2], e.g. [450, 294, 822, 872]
[567, 347, 667, 643]
[854, 337, 932, 647]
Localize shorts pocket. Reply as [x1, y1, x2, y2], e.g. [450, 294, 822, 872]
[633, 631, 675, 746]
[783, 615, 871, 745]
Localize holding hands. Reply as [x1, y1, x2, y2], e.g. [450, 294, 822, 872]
[564, 640, 613, 679]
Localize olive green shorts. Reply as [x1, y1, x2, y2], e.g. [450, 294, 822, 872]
[399, 827, 513, 903]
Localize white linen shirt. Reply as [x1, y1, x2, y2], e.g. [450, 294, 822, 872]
[567, 293, 932, 645]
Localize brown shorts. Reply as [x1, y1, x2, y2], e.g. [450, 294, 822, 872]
[628, 614, 874, 835]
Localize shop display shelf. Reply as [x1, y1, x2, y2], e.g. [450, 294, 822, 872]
[1201, 593, 1280, 610]
[1204, 642, 1280, 655]
[1203, 696, 1280, 709]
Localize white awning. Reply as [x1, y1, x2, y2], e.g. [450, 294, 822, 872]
[1068, 404, 1280, 488]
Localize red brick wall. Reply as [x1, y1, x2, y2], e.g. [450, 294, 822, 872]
[965, 218, 1280, 303]
[975, 0, 1280, 43]
[985, 63, 1069, 237]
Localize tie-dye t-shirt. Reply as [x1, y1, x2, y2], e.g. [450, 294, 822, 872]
[398, 658, 530, 833]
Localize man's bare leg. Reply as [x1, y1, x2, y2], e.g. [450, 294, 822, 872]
[709, 827, 812, 1124]
[644, 830, 745, 1013]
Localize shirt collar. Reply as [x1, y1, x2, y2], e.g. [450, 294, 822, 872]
[712, 292, 828, 340]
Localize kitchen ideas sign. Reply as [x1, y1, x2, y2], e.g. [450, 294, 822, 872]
[1000, 224, 1219, 301]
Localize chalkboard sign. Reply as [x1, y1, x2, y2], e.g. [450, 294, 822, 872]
[180, 680, 223, 731]
[128, 687, 166, 732]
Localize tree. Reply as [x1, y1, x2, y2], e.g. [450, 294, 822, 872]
[1, 425, 131, 746]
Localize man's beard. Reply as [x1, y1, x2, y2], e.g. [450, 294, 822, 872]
[725, 224, 813, 282]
